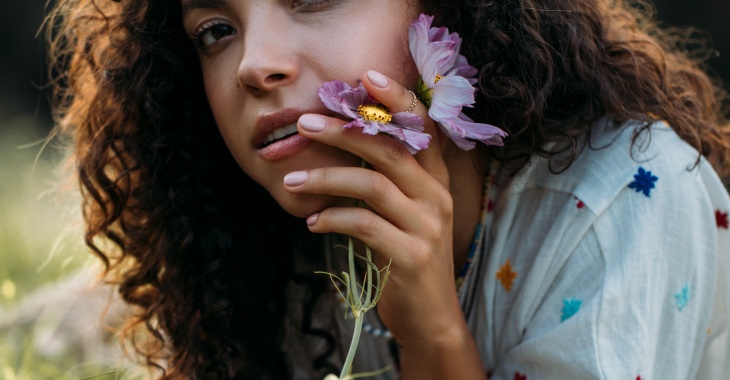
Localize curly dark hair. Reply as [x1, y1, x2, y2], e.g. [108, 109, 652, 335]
[47, 0, 730, 378]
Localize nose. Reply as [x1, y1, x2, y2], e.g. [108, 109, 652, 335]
[237, 20, 298, 94]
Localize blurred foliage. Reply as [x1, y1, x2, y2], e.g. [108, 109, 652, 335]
[0, 116, 84, 307]
[0, 115, 140, 379]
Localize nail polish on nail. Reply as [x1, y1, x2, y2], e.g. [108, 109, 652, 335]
[307, 213, 319, 226]
[284, 171, 308, 186]
[367, 70, 389, 88]
[299, 114, 326, 132]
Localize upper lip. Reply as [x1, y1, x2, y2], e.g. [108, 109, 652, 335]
[254, 106, 337, 148]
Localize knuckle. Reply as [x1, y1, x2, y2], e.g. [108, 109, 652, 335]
[439, 196, 454, 218]
[423, 219, 443, 241]
[382, 138, 408, 163]
[407, 241, 433, 268]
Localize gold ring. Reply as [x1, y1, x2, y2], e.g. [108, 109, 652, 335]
[406, 90, 418, 113]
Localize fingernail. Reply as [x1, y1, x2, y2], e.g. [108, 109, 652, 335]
[306, 213, 319, 226]
[284, 171, 308, 186]
[367, 70, 389, 88]
[299, 114, 326, 132]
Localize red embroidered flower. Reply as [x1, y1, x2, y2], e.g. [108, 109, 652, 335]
[717, 210, 729, 229]
[514, 372, 527, 380]
[574, 196, 585, 209]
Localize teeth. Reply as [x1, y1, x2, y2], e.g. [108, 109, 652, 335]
[263, 123, 298, 146]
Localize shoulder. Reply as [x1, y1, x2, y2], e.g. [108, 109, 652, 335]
[511, 118, 707, 217]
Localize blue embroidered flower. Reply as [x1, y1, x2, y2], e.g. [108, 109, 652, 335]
[561, 298, 582, 322]
[628, 167, 658, 197]
[675, 284, 690, 311]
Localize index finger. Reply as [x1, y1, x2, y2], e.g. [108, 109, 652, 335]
[361, 70, 449, 187]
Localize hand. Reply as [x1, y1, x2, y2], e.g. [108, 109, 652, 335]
[285, 70, 486, 378]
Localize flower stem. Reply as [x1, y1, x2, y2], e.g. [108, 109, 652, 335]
[340, 312, 364, 378]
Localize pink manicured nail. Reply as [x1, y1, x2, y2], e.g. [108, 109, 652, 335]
[284, 171, 308, 186]
[299, 114, 326, 132]
[306, 213, 319, 226]
[367, 70, 389, 88]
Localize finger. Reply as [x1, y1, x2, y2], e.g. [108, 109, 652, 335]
[306, 206, 409, 264]
[283, 167, 425, 232]
[361, 70, 449, 186]
[297, 113, 445, 200]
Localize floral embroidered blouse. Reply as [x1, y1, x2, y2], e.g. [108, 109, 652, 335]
[466, 119, 730, 379]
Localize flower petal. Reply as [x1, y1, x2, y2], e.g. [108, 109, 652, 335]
[361, 121, 381, 135]
[318, 80, 351, 114]
[438, 114, 507, 149]
[401, 129, 432, 153]
[409, 18, 458, 86]
[392, 112, 425, 131]
[343, 119, 365, 129]
[340, 82, 370, 111]
[428, 75, 475, 120]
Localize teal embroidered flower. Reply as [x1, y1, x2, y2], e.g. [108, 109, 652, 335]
[561, 298, 582, 322]
[675, 284, 690, 311]
[628, 167, 658, 197]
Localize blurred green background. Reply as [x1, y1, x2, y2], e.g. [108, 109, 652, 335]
[0, 1, 727, 379]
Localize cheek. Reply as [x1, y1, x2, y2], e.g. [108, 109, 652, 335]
[306, 9, 418, 86]
[201, 61, 249, 151]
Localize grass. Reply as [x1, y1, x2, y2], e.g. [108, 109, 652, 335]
[0, 113, 141, 379]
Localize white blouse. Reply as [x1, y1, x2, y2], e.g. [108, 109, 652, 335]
[467, 119, 730, 379]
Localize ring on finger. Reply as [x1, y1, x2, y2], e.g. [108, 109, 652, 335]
[406, 90, 418, 113]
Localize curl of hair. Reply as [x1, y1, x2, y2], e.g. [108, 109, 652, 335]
[47, 0, 730, 378]
[423, 0, 730, 177]
[47, 0, 336, 378]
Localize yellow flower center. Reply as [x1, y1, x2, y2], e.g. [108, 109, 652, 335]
[357, 104, 392, 123]
[434, 74, 444, 83]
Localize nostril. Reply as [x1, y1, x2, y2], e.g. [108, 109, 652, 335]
[264, 73, 286, 85]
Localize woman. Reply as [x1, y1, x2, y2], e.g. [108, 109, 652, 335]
[47, 0, 730, 378]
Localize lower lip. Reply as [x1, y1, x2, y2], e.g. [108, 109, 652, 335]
[258, 134, 311, 161]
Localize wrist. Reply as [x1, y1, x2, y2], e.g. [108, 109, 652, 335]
[397, 320, 486, 379]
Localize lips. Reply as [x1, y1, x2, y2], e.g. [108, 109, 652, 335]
[253, 106, 337, 148]
[254, 107, 335, 161]
[255, 108, 308, 149]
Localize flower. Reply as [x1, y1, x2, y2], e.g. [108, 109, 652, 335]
[628, 167, 659, 197]
[318, 80, 431, 154]
[409, 14, 507, 150]
[675, 284, 690, 311]
[716, 210, 729, 229]
[561, 298, 582, 322]
[496, 259, 517, 291]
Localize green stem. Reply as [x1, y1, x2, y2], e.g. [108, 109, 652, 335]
[365, 247, 373, 307]
[347, 236, 359, 308]
[340, 307, 364, 377]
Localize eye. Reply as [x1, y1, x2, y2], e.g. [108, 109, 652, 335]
[193, 21, 236, 50]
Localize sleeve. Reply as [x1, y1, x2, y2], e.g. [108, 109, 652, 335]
[488, 158, 721, 379]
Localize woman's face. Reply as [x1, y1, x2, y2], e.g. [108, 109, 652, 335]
[182, 0, 420, 218]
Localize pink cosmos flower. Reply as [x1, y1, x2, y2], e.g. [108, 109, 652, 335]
[318, 80, 431, 154]
[409, 13, 507, 150]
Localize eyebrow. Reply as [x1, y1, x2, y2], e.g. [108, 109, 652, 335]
[181, 0, 228, 14]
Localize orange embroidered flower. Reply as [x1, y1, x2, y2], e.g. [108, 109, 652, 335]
[497, 259, 518, 291]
